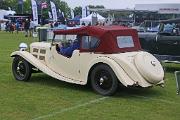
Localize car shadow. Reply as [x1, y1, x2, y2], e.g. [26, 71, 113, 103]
[30, 73, 92, 93]
[115, 86, 163, 98]
[30, 73, 163, 98]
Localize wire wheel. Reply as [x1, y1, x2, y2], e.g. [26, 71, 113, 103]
[91, 64, 118, 96]
[12, 56, 32, 81]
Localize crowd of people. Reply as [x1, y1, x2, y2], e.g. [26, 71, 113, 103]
[4, 19, 36, 37]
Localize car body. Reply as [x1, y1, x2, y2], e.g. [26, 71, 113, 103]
[139, 18, 180, 63]
[11, 26, 164, 95]
[133, 20, 160, 32]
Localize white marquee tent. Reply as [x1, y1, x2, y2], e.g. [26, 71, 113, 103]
[0, 9, 16, 20]
[80, 13, 106, 25]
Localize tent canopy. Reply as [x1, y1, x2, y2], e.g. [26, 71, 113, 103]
[0, 9, 16, 20]
[80, 13, 105, 25]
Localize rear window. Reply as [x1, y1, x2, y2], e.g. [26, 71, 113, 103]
[117, 36, 134, 48]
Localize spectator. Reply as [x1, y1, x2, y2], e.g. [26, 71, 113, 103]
[88, 22, 91, 26]
[81, 22, 85, 26]
[50, 22, 54, 28]
[54, 21, 58, 27]
[95, 22, 99, 26]
[24, 19, 30, 37]
[29, 19, 35, 37]
[10, 22, 15, 34]
[5, 21, 10, 32]
[16, 21, 20, 34]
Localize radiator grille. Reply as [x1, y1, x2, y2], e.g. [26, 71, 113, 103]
[40, 49, 46, 54]
[39, 56, 45, 60]
[33, 48, 39, 53]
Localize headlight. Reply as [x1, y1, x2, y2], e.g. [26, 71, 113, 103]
[19, 43, 28, 51]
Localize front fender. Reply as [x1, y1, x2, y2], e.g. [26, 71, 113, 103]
[11, 51, 50, 73]
[11, 51, 84, 85]
[87, 56, 135, 87]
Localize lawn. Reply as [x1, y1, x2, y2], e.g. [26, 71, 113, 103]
[0, 31, 180, 120]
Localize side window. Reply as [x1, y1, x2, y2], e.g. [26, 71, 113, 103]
[82, 36, 89, 49]
[82, 36, 100, 49]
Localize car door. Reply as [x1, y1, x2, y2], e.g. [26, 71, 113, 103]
[156, 34, 180, 56]
[79, 36, 100, 81]
[48, 46, 81, 81]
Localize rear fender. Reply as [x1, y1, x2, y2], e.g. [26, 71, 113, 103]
[87, 56, 135, 87]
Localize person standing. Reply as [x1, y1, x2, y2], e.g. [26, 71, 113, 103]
[29, 19, 35, 37]
[16, 21, 20, 34]
[24, 19, 30, 37]
[10, 22, 15, 34]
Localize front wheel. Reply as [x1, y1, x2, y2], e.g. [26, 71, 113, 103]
[91, 64, 118, 96]
[12, 56, 32, 81]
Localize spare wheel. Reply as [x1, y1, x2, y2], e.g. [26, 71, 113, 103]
[134, 52, 164, 84]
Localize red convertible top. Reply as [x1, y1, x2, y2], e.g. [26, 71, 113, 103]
[53, 26, 141, 53]
[54, 26, 135, 36]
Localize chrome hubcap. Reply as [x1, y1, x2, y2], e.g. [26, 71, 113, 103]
[100, 77, 104, 85]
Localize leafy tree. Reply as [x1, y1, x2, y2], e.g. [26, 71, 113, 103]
[88, 5, 105, 9]
[23, 0, 31, 14]
[0, 0, 18, 11]
[74, 6, 82, 17]
[52, 0, 71, 18]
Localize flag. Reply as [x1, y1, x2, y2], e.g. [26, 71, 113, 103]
[31, 0, 38, 25]
[71, 9, 74, 19]
[48, 11, 52, 19]
[62, 12, 64, 18]
[59, 9, 61, 13]
[82, 6, 86, 18]
[86, 6, 90, 16]
[50, 1, 57, 21]
[41, 2, 48, 9]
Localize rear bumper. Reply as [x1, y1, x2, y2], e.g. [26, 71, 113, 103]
[154, 54, 180, 63]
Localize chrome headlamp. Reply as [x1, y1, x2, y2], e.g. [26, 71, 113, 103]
[19, 43, 28, 51]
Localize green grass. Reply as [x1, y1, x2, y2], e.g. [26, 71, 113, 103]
[0, 31, 180, 120]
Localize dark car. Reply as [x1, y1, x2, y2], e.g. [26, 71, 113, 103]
[134, 20, 160, 32]
[139, 18, 180, 63]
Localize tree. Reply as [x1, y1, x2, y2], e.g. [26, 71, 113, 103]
[12, 0, 71, 20]
[0, 0, 18, 11]
[53, 0, 71, 18]
[23, 0, 31, 14]
[88, 5, 105, 9]
[74, 6, 82, 17]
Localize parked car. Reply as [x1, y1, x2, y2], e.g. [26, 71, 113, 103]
[133, 20, 160, 32]
[11, 26, 164, 96]
[139, 18, 180, 63]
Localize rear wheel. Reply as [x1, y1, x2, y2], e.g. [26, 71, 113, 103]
[12, 56, 32, 81]
[91, 64, 118, 96]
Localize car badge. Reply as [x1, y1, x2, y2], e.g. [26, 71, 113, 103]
[151, 61, 156, 66]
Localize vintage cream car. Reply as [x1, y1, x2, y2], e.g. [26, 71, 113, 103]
[11, 26, 164, 95]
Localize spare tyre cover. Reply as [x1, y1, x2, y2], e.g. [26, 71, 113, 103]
[134, 52, 164, 84]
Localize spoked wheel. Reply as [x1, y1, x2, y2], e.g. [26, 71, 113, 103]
[12, 56, 32, 81]
[91, 64, 118, 96]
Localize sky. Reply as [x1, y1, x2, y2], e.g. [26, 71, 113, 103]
[63, 0, 180, 9]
